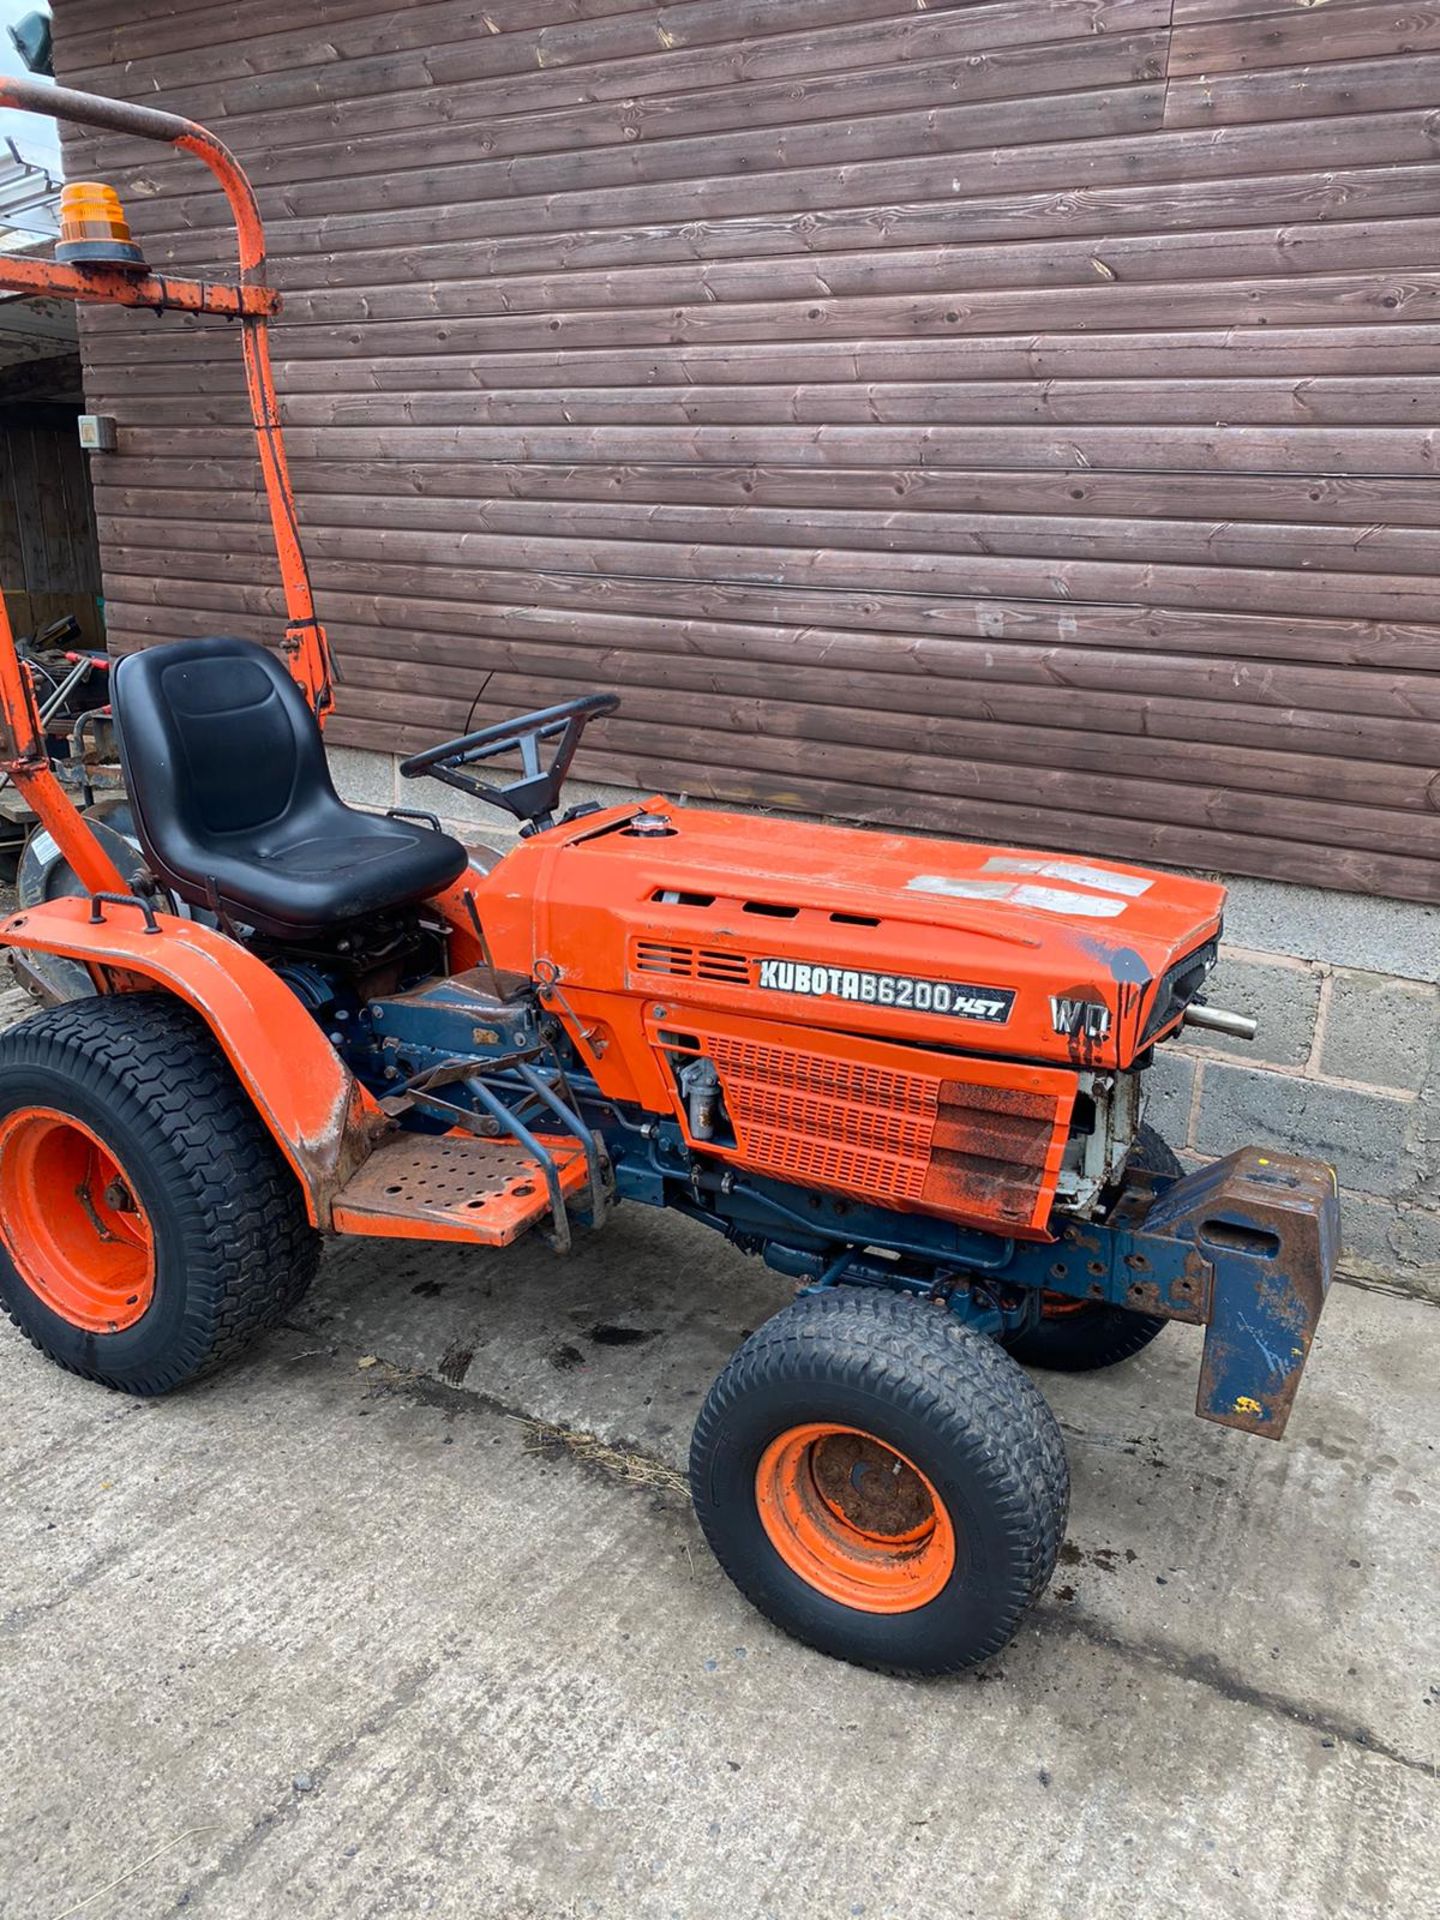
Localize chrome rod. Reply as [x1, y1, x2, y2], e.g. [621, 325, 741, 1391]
[1183, 1004, 1258, 1041]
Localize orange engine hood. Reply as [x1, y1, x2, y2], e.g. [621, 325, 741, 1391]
[475, 802, 1226, 1072]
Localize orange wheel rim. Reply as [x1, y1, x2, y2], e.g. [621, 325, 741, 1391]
[755, 1423, 956, 1614]
[0, 1107, 155, 1332]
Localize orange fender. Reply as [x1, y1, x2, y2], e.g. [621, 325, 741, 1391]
[0, 896, 380, 1223]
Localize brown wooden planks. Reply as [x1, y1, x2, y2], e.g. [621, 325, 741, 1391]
[66, 106, 1440, 269]
[95, 583, 1440, 778]
[76, 374, 1440, 427]
[0, 424, 104, 642]
[74, 417, 1440, 477]
[83, 475, 1440, 586]
[53, 0, 1440, 902]
[83, 457, 1440, 551]
[1172, 2, 1440, 77]
[78, 324, 1440, 387]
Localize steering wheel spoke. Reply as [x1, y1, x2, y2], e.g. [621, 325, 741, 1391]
[398, 693, 620, 831]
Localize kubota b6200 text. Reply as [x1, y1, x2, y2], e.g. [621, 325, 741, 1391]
[0, 82, 1338, 1676]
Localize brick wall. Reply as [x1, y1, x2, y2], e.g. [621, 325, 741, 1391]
[327, 743, 1440, 1306]
[1150, 895, 1440, 1302]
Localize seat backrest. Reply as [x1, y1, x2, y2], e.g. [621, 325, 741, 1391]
[113, 635, 337, 873]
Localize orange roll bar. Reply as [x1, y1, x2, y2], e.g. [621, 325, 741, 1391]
[0, 78, 334, 896]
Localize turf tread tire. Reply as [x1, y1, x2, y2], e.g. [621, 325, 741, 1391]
[690, 1288, 1069, 1676]
[0, 992, 320, 1394]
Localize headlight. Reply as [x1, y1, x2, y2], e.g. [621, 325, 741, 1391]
[1140, 937, 1219, 1046]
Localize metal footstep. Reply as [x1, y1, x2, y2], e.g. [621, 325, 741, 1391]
[331, 1131, 592, 1247]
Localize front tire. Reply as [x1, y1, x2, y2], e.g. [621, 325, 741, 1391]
[690, 1288, 1069, 1676]
[0, 993, 320, 1394]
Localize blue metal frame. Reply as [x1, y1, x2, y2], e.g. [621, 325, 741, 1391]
[348, 969, 1337, 1441]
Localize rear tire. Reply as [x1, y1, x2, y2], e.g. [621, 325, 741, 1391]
[0, 992, 320, 1394]
[690, 1288, 1069, 1676]
[1000, 1123, 1181, 1373]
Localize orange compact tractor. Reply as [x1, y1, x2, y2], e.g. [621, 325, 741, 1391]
[0, 84, 1339, 1676]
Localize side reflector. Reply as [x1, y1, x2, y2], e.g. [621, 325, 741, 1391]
[55, 182, 145, 269]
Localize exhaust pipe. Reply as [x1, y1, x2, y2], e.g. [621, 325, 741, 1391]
[1183, 1003, 1258, 1042]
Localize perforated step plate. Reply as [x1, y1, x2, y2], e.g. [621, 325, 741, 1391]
[331, 1130, 590, 1246]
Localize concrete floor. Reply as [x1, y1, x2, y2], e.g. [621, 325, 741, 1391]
[1, 1195, 1436, 1920]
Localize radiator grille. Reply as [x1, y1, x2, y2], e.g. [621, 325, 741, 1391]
[699, 1032, 1060, 1231]
[633, 939, 751, 985]
[705, 1035, 938, 1205]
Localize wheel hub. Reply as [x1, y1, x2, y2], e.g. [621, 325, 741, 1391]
[755, 1423, 956, 1614]
[0, 1107, 155, 1332]
[811, 1431, 935, 1541]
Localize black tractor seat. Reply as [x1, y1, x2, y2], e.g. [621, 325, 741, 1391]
[113, 636, 469, 940]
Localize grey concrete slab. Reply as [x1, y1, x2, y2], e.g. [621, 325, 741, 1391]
[2, 1212, 1433, 1920]
[300, 1215, 1439, 1762]
[0, 1311, 1433, 1920]
[324, 744, 397, 815]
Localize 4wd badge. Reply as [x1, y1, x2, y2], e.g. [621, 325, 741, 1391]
[1050, 996, 1112, 1042]
[756, 959, 1013, 1024]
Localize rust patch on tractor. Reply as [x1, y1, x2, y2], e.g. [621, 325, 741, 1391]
[1142, 1148, 1339, 1439]
[921, 1079, 1056, 1228]
[1123, 1244, 1211, 1325]
[809, 1431, 933, 1538]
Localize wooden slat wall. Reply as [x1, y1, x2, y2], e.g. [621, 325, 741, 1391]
[53, 0, 1440, 902]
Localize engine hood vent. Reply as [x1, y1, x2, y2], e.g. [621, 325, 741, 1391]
[633, 939, 752, 986]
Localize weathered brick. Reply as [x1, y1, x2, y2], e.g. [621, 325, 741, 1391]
[1335, 1194, 1392, 1275]
[1221, 874, 1440, 985]
[1410, 1065, 1440, 1209]
[1184, 952, 1320, 1068]
[1143, 1047, 1196, 1149]
[1321, 971, 1440, 1093]
[1335, 1197, 1440, 1305]
[1194, 1064, 1411, 1199]
[1390, 1206, 1440, 1301]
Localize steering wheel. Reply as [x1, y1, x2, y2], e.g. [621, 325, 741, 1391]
[399, 693, 620, 831]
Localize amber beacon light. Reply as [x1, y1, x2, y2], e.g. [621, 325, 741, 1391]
[55, 182, 145, 268]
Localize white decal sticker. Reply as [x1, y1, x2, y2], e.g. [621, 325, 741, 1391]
[905, 875, 1015, 901]
[982, 856, 1152, 898]
[906, 872, 1127, 918]
[1010, 884, 1127, 919]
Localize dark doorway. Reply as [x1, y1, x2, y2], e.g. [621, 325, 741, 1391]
[0, 356, 102, 651]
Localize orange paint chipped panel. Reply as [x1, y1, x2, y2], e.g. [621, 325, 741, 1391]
[474, 805, 1225, 1076]
[0, 897, 377, 1223]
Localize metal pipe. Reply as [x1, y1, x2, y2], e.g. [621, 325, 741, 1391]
[0, 76, 335, 721]
[1183, 1004, 1259, 1041]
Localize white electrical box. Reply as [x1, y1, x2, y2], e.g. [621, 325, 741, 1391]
[77, 414, 118, 452]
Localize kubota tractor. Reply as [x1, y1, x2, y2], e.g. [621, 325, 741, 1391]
[0, 82, 1338, 1676]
